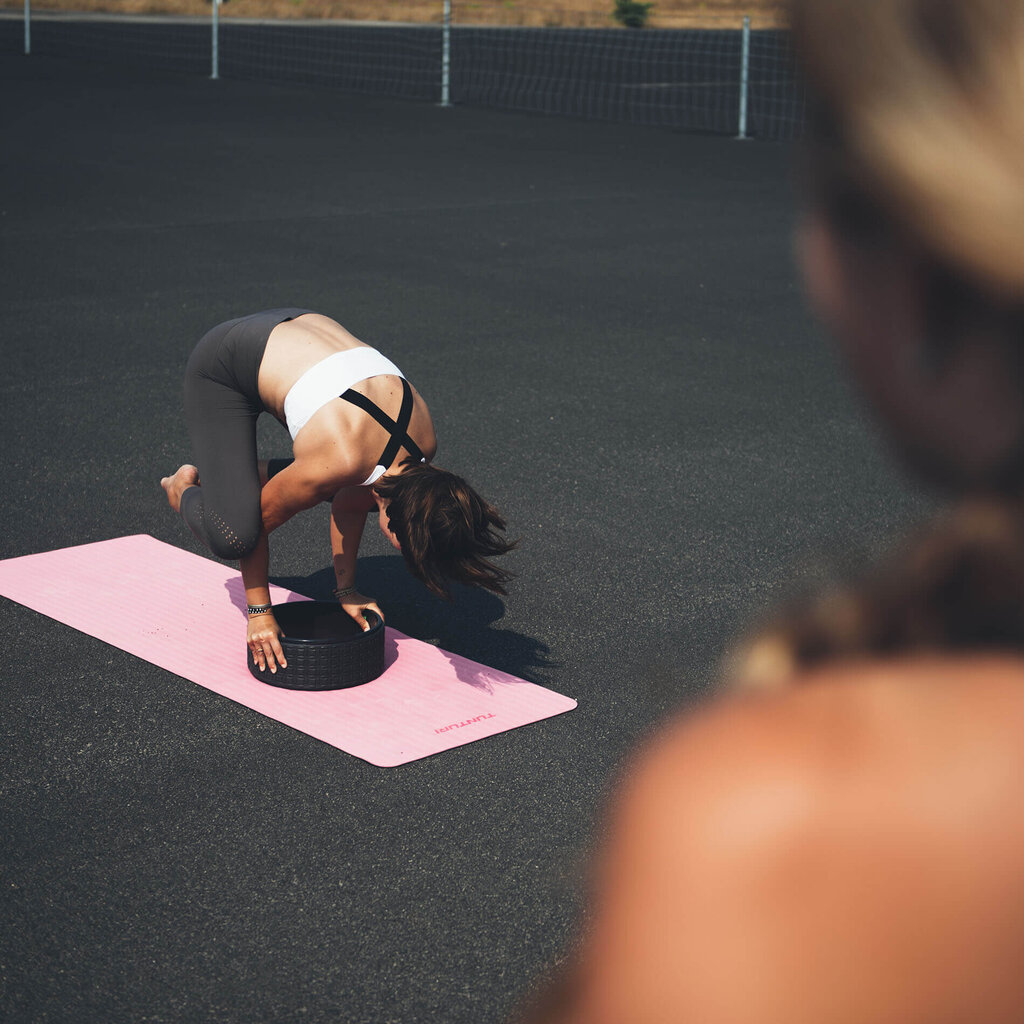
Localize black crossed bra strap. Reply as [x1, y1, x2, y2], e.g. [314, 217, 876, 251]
[339, 377, 426, 471]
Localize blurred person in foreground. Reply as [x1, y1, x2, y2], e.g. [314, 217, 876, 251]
[515, 1, 1024, 1021]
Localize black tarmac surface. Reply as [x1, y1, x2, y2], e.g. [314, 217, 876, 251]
[1, 54, 927, 1023]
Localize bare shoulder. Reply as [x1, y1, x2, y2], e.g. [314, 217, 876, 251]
[616, 656, 1024, 849]
[558, 657, 1024, 1024]
[602, 680, 855, 875]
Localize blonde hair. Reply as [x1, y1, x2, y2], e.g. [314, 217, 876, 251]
[791, 0, 1024, 299]
[731, 497, 1024, 690]
[728, 1, 1024, 688]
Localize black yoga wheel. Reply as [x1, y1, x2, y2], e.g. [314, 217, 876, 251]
[246, 601, 386, 690]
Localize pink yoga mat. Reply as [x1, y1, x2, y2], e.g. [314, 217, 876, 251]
[0, 535, 575, 766]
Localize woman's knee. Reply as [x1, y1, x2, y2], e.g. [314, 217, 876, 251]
[207, 535, 259, 561]
[183, 490, 261, 560]
[205, 510, 262, 560]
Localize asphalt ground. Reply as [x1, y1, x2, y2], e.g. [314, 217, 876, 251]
[1, 54, 927, 1023]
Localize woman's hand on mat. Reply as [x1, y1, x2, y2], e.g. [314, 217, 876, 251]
[248, 612, 287, 673]
[338, 592, 384, 632]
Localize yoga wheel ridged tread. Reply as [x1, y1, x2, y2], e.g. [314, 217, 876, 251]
[247, 601, 385, 690]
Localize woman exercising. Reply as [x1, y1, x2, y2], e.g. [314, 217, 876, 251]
[161, 309, 513, 674]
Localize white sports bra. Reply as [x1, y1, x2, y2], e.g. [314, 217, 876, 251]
[283, 347, 405, 441]
[282, 347, 424, 486]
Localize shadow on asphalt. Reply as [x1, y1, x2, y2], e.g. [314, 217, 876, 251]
[271, 555, 558, 686]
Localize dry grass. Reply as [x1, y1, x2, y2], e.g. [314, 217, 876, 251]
[6, 0, 787, 29]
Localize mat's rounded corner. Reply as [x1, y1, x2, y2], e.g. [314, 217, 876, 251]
[358, 751, 411, 769]
[357, 745, 468, 768]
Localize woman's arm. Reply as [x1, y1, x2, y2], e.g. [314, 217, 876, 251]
[241, 460, 332, 673]
[240, 529, 286, 674]
[260, 459, 327, 532]
[331, 486, 385, 630]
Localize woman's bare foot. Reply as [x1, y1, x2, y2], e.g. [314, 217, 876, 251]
[160, 464, 200, 513]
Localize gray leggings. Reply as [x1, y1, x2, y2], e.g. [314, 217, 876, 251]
[180, 309, 311, 560]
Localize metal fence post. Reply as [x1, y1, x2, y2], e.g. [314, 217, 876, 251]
[736, 14, 750, 139]
[24, 0, 30, 55]
[440, 0, 451, 107]
[211, 0, 220, 80]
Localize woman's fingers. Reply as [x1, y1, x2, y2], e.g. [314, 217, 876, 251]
[267, 632, 287, 671]
[361, 602, 385, 630]
[249, 629, 287, 674]
[260, 639, 277, 674]
[250, 641, 266, 672]
[252, 641, 270, 673]
[340, 599, 384, 631]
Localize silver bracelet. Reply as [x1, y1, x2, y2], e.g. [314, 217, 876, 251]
[247, 603, 272, 616]
[333, 586, 358, 600]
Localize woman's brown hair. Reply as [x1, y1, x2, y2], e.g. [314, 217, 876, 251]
[373, 459, 516, 599]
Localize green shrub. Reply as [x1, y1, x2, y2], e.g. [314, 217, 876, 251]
[613, 0, 653, 28]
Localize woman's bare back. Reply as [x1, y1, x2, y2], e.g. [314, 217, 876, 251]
[257, 313, 370, 421]
[254, 313, 436, 482]
[534, 656, 1024, 1024]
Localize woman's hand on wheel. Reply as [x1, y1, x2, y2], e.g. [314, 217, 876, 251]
[248, 611, 287, 673]
[338, 591, 384, 632]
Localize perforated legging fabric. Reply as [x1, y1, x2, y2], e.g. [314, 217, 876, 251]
[180, 309, 311, 560]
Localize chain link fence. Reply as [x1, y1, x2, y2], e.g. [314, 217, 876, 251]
[1, 2, 804, 138]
